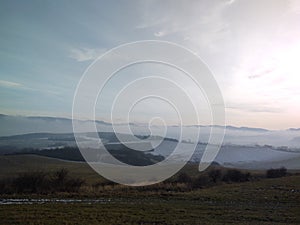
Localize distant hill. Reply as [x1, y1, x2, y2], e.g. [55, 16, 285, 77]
[0, 132, 175, 154]
[288, 128, 300, 131]
[14, 145, 164, 166]
[1, 131, 300, 170]
[225, 126, 269, 132]
[1, 114, 300, 147]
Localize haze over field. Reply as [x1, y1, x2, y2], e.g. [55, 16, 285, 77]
[1, 114, 300, 148]
[1, 115, 300, 170]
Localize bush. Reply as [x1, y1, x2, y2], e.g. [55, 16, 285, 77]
[65, 178, 85, 192]
[222, 169, 251, 183]
[176, 172, 192, 183]
[266, 167, 287, 178]
[51, 168, 85, 192]
[208, 169, 222, 183]
[12, 171, 50, 193]
[51, 168, 69, 191]
[0, 169, 85, 194]
[0, 178, 13, 194]
[192, 175, 210, 188]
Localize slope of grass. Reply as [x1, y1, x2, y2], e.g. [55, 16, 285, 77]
[0, 154, 103, 184]
[0, 175, 299, 224]
[0, 155, 299, 224]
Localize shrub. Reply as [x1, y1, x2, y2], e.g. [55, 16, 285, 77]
[12, 171, 50, 193]
[176, 172, 192, 183]
[0, 178, 13, 194]
[192, 175, 210, 188]
[222, 169, 251, 183]
[208, 169, 222, 183]
[65, 178, 85, 192]
[51, 168, 69, 191]
[0, 169, 86, 194]
[266, 167, 287, 178]
[51, 168, 85, 192]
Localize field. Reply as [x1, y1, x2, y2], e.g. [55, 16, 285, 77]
[0, 155, 299, 224]
[0, 155, 104, 183]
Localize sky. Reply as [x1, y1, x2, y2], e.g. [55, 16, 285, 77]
[0, 0, 300, 129]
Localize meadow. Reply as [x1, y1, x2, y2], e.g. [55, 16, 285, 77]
[0, 155, 299, 224]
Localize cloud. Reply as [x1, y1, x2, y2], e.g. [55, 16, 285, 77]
[0, 80, 23, 88]
[69, 47, 107, 62]
[0, 79, 61, 97]
[226, 103, 283, 113]
[225, 0, 235, 5]
[137, 0, 233, 52]
[154, 31, 167, 37]
[289, 0, 300, 12]
[248, 68, 275, 79]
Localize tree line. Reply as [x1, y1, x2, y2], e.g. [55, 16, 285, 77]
[0, 167, 288, 194]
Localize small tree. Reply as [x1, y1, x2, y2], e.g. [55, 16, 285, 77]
[51, 168, 69, 191]
[13, 171, 49, 193]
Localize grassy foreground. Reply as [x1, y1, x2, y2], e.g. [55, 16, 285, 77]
[0, 175, 299, 225]
[0, 155, 299, 224]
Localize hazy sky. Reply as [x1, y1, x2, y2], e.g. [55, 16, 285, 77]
[0, 0, 300, 129]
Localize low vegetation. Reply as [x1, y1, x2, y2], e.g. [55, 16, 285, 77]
[0, 173, 299, 225]
[0, 154, 299, 224]
[266, 167, 287, 178]
[0, 169, 85, 194]
[0, 165, 291, 196]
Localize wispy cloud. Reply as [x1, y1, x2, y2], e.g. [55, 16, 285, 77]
[225, 0, 236, 5]
[0, 80, 23, 88]
[69, 47, 107, 62]
[248, 68, 275, 79]
[136, 0, 233, 52]
[289, 0, 300, 12]
[226, 103, 283, 113]
[0, 79, 61, 96]
[154, 31, 167, 37]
